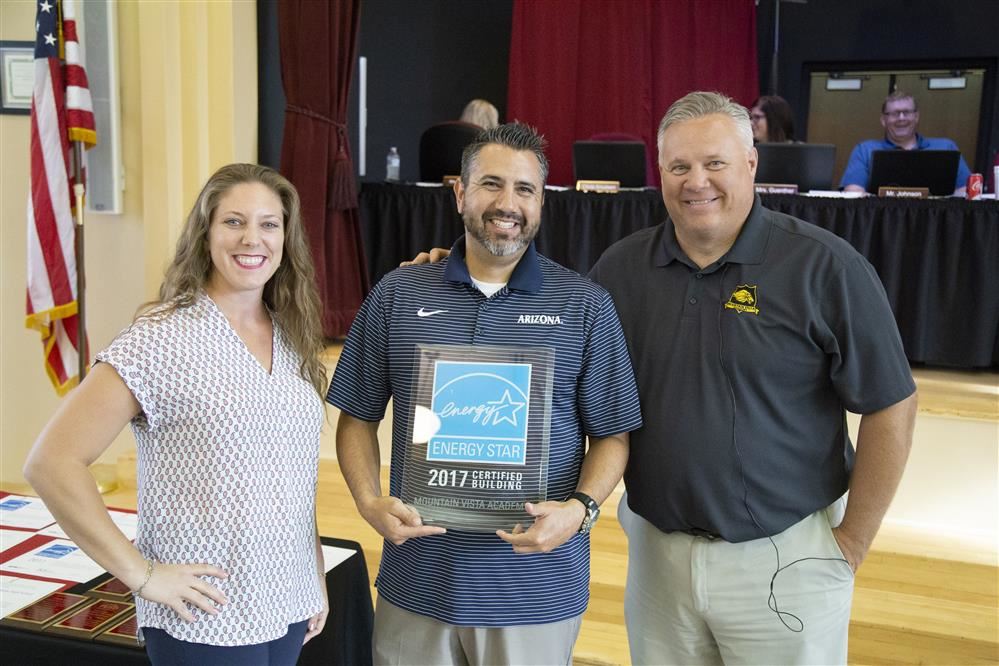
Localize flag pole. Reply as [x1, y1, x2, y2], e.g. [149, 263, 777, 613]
[72, 142, 87, 382]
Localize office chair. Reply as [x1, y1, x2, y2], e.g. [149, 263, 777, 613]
[419, 122, 482, 182]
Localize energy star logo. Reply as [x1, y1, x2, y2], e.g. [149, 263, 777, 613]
[425, 361, 531, 465]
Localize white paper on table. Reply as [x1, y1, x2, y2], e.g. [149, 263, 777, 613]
[1, 538, 105, 583]
[803, 190, 867, 198]
[0, 495, 56, 530]
[38, 509, 138, 541]
[321, 545, 356, 573]
[0, 528, 36, 553]
[0, 574, 64, 616]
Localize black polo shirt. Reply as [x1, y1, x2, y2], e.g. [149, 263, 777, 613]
[589, 196, 915, 542]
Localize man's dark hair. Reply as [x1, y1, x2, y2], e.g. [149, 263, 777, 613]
[460, 123, 549, 186]
[752, 95, 795, 143]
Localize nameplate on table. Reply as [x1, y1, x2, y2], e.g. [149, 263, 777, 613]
[45, 597, 133, 639]
[401, 344, 554, 532]
[1, 591, 90, 631]
[755, 183, 799, 195]
[442, 175, 460, 187]
[878, 186, 928, 199]
[576, 179, 620, 193]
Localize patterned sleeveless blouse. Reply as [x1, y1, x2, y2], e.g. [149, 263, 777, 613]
[97, 293, 323, 645]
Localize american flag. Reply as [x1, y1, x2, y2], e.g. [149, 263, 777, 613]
[25, 0, 96, 395]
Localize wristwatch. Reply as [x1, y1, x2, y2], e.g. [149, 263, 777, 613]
[568, 491, 600, 533]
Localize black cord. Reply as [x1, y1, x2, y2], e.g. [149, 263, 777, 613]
[716, 265, 850, 633]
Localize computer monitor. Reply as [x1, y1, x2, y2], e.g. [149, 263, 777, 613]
[754, 143, 836, 192]
[868, 150, 960, 196]
[572, 141, 647, 188]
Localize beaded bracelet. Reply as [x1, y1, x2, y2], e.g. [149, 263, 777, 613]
[133, 559, 154, 597]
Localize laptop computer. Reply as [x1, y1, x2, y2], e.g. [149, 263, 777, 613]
[572, 141, 647, 188]
[868, 150, 960, 196]
[754, 143, 836, 192]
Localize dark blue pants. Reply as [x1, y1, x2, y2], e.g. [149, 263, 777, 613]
[142, 620, 308, 666]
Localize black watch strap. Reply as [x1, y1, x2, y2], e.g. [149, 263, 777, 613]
[568, 491, 600, 533]
[568, 491, 597, 510]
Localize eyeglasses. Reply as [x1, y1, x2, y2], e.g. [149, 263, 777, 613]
[883, 109, 917, 119]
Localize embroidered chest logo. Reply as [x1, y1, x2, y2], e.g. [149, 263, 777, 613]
[724, 284, 760, 315]
[516, 314, 563, 325]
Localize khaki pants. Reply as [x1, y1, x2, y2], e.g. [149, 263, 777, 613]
[620, 495, 854, 665]
[372, 596, 582, 666]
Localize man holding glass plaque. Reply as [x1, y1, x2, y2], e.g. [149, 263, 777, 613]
[327, 124, 642, 665]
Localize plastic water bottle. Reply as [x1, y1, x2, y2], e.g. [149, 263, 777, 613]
[386, 147, 400, 182]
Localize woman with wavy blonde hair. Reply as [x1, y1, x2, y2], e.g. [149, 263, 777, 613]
[25, 163, 329, 664]
[152, 163, 326, 396]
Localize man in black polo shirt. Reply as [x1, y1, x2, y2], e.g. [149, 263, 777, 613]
[589, 91, 917, 665]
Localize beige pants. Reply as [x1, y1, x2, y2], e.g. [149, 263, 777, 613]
[620, 495, 854, 665]
[372, 596, 582, 666]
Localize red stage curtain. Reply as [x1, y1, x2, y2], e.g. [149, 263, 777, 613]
[508, 0, 758, 186]
[278, 0, 369, 338]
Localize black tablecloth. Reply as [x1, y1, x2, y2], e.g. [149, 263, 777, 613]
[0, 537, 373, 666]
[359, 184, 999, 368]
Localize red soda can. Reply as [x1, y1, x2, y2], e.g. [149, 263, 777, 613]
[966, 173, 983, 200]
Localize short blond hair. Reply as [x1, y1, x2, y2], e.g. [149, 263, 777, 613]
[657, 91, 753, 162]
[460, 99, 499, 129]
[882, 90, 918, 114]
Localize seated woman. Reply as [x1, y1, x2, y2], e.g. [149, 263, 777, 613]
[749, 95, 795, 143]
[459, 98, 499, 129]
[24, 163, 329, 665]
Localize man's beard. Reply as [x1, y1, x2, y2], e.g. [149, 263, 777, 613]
[464, 211, 536, 257]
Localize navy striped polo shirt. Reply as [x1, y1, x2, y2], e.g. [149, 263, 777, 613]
[327, 236, 642, 626]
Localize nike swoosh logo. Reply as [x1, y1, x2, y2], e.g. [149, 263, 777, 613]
[417, 308, 448, 317]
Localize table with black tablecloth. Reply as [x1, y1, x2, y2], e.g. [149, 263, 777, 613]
[359, 184, 999, 369]
[0, 537, 373, 666]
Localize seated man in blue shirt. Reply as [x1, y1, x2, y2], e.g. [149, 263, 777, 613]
[840, 90, 971, 195]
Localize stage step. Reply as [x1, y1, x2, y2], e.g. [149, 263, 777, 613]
[850, 588, 998, 664]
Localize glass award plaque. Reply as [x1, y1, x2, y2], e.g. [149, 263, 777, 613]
[401, 344, 554, 532]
